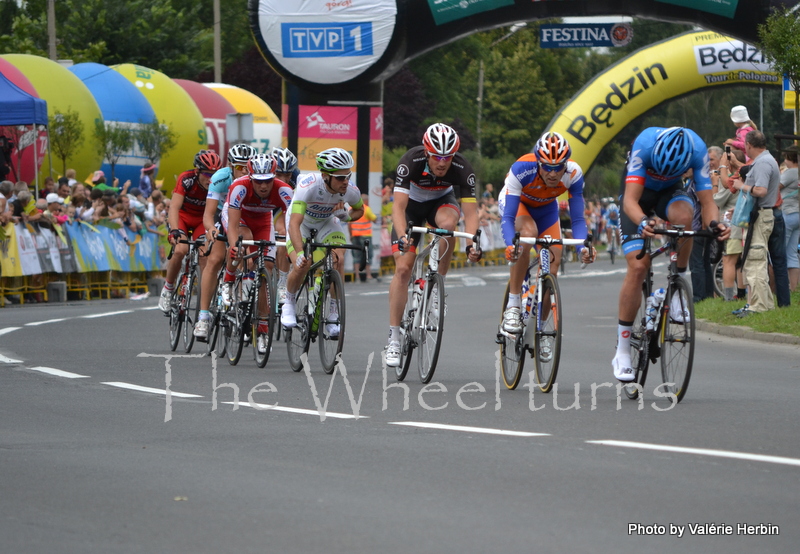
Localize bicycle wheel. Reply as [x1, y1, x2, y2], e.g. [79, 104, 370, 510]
[533, 273, 562, 393]
[319, 271, 346, 374]
[182, 268, 200, 353]
[226, 278, 247, 366]
[609, 235, 617, 265]
[168, 273, 184, 351]
[397, 277, 419, 382]
[417, 273, 445, 384]
[499, 281, 525, 390]
[623, 286, 650, 400]
[660, 277, 695, 403]
[253, 271, 276, 368]
[287, 280, 311, 372]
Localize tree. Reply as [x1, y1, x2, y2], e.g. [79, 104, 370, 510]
[93, 119, 135, 181]
[758, 7, 800, 135]
[49, 109, 84, 175]
[137, 119, 178, 166]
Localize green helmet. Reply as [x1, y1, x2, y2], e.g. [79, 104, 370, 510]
[316, 148, 354, 173]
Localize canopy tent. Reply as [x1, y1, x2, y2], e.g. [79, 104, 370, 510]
[0, 68, 50, 196]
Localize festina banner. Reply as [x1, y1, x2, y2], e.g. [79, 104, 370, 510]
[540, 23, 633, 49]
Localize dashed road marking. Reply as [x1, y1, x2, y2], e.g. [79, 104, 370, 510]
[102, 381, 202, 398]
[224, 401, 365, 419]
[389, 421, 548, 437]
[25, 318, 67, 326]
[28, 366, 90, 379]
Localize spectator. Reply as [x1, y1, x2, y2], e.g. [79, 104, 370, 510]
[65, 168, 78, 187]
[39, 175, 56, 198]
[139, 163, 157, 198]
[0, 134, 13, 181]
[70, 183, 91, 220]
[57, 177, 71, 201]
[117, 194, 142, 233]
[731, 130, 782, 315]
[686, 165, 714, 302]
[349, 194, 377, 282]
[0, 180, 13, 224]
[781, 145, 799, 291]
[11, 190, 35, 222]
[482, 182, 495, 199]
[44, 192, 68, 225]
[724, 106, 756, 162]
[713, 146, 746, 300]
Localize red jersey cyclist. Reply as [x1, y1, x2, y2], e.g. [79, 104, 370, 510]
[499, 132, 596, 334]
[159, 150, 222, 312]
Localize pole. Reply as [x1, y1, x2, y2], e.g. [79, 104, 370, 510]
[476, 60, 484, 161]
[759, 87, 764, 132]
[47, 0, 57, 61]
[213, 0, 222, 83]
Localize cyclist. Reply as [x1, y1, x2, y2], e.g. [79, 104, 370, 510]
[159, 150, 222, 312]
[193, 143, 256, 339]
[385, 123, 482, 367]
[605, 202, 621, 253]
[280, 147, 365, 338]
[219, 154, 294, 353]
[499, 132, 596, 335]
[270, 146, 300, 305]
[612, 127, 729, 382]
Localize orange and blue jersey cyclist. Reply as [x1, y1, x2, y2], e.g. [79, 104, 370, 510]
[499, 132, 596, 334]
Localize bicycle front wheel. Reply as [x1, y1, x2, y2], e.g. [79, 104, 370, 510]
[623, 285, 650, 401]
[168, 274, 183, 352]
[418, 273, 445, 384]
[182, 268, 200, 353]
[287, 280, 311, 372]
[253, 272, 276, 368]
[396, 277, 419, 382]
[499, 281, 525, 390]
[533, 273, 562, 393]
[660, 277, 695, 403]
[319, 271, 346, 374]
[226, 279, 247, 366]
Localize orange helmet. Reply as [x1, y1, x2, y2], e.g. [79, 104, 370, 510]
[534, 132, 571, 165]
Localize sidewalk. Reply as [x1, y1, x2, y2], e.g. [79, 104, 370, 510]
[697, 319, 800, 346]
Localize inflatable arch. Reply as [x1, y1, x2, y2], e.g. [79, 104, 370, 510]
[547, 31, 781, 171]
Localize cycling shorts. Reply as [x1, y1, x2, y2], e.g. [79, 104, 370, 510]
[620, 183, 694, 255]
[177, 211, 205, 240]
[222, 212, 276, 261]
[498, 192, 564, 251]
[287, 217, 347, 263]
[391, 192, 460, 254]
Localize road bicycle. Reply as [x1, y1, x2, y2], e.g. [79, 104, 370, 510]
[608, 224, 620, 264]
[396, 224, 481, 384]
[286, 230, 368, 374]
[497, 233, 592, 392]
[624, 224, 721, 403]
[220, 238, 281, 367]
[166, 237, 206, 353]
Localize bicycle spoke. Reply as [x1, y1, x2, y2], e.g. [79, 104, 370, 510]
[319, 271, 346, 374]
[660, 278, 695, 403]
[534, 273, 562, 393]
[417, 273, 445, 384]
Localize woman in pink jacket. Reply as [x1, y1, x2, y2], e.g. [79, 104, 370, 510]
[724, 105, 756, 161]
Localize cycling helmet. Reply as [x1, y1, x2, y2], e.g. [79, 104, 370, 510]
[247, 153, 277, 180]
[271, 147, 298, 173]
[423, 123, 460, 156]
[651, 127, 694, 178]
[194, 150, 222, 172]
[316, 147, 354, 173]
[534, 132, 571, 164]
[607, 203, 619, 214]
[227, 143, 256, 165]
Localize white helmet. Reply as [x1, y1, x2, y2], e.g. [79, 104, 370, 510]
[271, 147, 298, 173]
[316, 148, 354, 173]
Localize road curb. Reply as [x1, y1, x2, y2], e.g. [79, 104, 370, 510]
[696, 319, 800, 346]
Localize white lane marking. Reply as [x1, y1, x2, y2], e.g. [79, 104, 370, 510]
[360, 291, 389, 296]
[28, 366, 90, 379]
[0, 327, 21, 336]
[587, 440, 800, 468]
[102, 381, 202, 398]
[389, 421, 549, 437]
[140, 306, 161, 311]
[0, 354, 23, 364]
[82, 310, 133, 319]
[224, 401, 365, 419]
[25, 318, 67, 326]
[461, 276, 486, 287]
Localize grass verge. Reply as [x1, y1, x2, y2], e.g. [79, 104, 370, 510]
[694, 290, 800, 337]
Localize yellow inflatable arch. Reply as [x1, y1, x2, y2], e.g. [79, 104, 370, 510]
[548, 31, 781, 171]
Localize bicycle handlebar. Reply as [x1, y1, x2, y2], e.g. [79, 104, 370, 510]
[166, 237, 208, 261]
[636, 221, 721, 260]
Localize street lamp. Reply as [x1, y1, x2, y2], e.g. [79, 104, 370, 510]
[476, 23, 527, 160]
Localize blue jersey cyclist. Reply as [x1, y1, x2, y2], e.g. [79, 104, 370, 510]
[605, 202, 620, 250]
[612, 127, 729, 382]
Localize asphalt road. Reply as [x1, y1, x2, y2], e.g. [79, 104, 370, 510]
[2, 256, 798, 553]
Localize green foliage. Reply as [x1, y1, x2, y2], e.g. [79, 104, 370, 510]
[382, 146, 407, 179]
[93, 119, 135, 181]
[758, 7, 800, 134]
[137, 119, 178, 166]
[695, 294, 800, 336]
[48, 109, 84, 175]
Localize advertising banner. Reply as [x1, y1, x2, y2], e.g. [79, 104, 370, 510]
[255, 0, 397, 85]
[426, 0, 515, 25]
[297, 105, 358, 170]
[540, 23, 633, 49]
[548, 32, 780, 171]
[370, 107, 384, 173]
[656, 0, 739, 19]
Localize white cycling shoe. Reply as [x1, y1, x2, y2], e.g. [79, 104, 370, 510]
[385, 341, 401, 367]
[612, 353, 636, 382]
[281, 302, 297, 328]
[502, 306, 523, 333]
[669, 293, 690, 323]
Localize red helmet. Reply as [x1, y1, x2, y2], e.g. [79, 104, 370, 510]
[194, 150, 222, 172]
[423, 123, 460, 156]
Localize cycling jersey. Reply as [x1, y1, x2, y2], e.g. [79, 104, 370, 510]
[500, 155, 588, 247]
[207, 167, 234, 204]
[290, 173, 363, 229]
[174, 170, 208, 217]
[221, 175, 293, 228]
[625, 127, 711, 192]
[394, 146, 476, 203]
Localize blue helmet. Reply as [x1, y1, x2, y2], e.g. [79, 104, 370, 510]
[651, 127, 693, 178]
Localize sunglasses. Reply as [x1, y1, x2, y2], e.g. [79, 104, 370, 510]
[200, 171, 215, 178]
[232, 164, 247, 172]
[428, 153, 454, 162]
[330, 173, 352, 182]
[540, 163, 566, 173]
[252, 177, 274, 184]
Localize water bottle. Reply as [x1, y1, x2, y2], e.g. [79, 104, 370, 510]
[242, 271, 254, 301]
[311, 276, 322, 332]
[520, 280, 531, 321]
[645, 288, 666, 331]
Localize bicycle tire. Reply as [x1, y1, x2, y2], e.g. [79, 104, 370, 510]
[396, 276, 418, 382]
[253, 271, 276, 368]
[418, 272, 445, 384]
[609, 236, 617, 265]
[226, 278, 246, 366]
[287, 280, 311, 372]
[319, 270, 346, 374]
[499, 281, 525, 390]
[660, 277, 695, 403]
[623, 286, 650, 401]
[182, 268, 200, 353]
[168, 273, 183, 352]
[533, 273, 562, 393]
